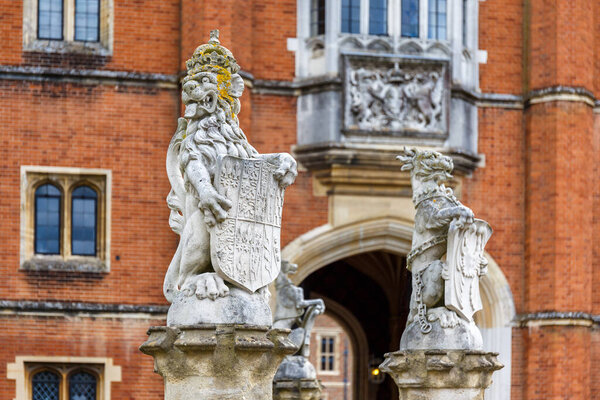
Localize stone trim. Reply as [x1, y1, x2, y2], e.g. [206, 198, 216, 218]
[7, 355, 121, 400]
[0, 299, 169, 315]
[516, 311, 598, 328]
[526, 86, 596, 107]
[0, 65, 178, 88]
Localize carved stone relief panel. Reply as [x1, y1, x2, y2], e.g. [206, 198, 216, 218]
[343, 55, 449, 139]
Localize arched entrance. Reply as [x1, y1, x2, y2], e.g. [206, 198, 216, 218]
[282, 217, 516, 400]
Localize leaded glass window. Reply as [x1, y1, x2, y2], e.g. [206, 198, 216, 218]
[35, 184, 62, 255]
[310, 0, 326, 36]
[369, 0, 387, 35]
[320, 336, 336, 371]
[71, 186, 97, 256]
[32, 370, 60, 400]
[74, 0, 100, 42]
[341, 0, 360, 34]
[401, 0, 419, 37]
[37, 0, 63, 40]
[428, 0, 447, 40]
[69, 371, 97, 400]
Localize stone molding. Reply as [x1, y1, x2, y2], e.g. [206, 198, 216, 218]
[0, 299, 168, 316]
[380, 350, 502, 400]
[140, 325, 297, 400]
[525, 85, 596, 108]
[0, 65, 178, 88]
[516, 311, 598, 328]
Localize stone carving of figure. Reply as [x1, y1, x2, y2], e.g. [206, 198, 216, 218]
[163, 31, 297, 326]
[397, 148, 491, 350]
[274, 261, 325, 357]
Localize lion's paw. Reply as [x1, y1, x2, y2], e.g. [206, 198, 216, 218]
[427, 307, 460, 328]
[180, 273, 230, 301]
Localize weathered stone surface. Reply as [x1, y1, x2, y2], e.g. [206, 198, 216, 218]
[397, 148, 490, 351]
[163, 30, 297, 322]
[273, 356, 322, 400]
[380, 350, 503, 400]
[140, 325, 297, 400]
[167, 287, 272, 327]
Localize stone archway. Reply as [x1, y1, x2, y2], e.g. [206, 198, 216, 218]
[282, 217, 516, 400]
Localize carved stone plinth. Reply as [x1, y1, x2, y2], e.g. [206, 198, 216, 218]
[273, 355, 322, 400]
[380, 350, 503, 400]
[140, 325, 297, 400]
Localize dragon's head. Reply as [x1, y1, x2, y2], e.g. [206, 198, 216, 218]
[397, 148, 453, 184]
[182, 30, 244, 121]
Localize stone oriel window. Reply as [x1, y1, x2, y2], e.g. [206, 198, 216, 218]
[21, 166, 111, 273]
[23, 0, 113, 55]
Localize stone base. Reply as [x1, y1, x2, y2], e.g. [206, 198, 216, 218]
[167, 287, 272, 327]
[380, 350, 503, 400]
[140, 324, 297, 400]
[273, 355, 322, 400]
[400, 319, 483, 350]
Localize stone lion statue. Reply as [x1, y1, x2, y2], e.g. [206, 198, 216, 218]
[163, 31, 297, 305]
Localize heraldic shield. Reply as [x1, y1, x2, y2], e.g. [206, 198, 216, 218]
[445, 218, 492, 321]
[211, 155, 285, 293]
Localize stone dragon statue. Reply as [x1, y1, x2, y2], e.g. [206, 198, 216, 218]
[163, 30, 297, 308]
[397, 148, 491, 350]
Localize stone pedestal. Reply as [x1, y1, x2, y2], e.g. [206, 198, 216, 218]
[140, 324, 297, 400]
[273, 355, 322, 400]
[380, 350, 503, 400]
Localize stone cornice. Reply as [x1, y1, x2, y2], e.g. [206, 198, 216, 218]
[516, 311, 599, 328]
[0, 299, 168, 315]
[525, 85, 597, 108]
[0, 65, 178, 88]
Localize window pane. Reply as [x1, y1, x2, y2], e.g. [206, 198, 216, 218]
[37, 0, 63, 40]
[401, 0, 419, 37]
[71, 186, 97, 256]
[74, 0, 100, 42]
[310, 0, 326, 36]
[32, 370, 60, 400]
[69, 371, 97, 400]
[428, 0, 447, 40]
[462, 0, 468, 45]
[369, 0, 387, 35]
[35, 184, 61, 255]
[328, 355, 334, 370]
[341, 0, 360, 33]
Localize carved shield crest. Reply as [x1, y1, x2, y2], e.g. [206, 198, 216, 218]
[211, 155, 284, 292]
[445, 219, 492, 321]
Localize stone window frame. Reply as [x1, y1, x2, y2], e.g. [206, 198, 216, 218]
[20, 166, 112, 273]
[22, 0, 114, 56]
[315, 329, 342, 375]
[7, 356, 121, 400]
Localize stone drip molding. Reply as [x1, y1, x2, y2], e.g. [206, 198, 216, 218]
[0, 65, 178, 88]
[0, 299, 168, 317]
[525, 85, 597, 108]
[517, 311, 600, 328]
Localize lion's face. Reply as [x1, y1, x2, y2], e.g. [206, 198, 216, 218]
[182, 73, 219, 119]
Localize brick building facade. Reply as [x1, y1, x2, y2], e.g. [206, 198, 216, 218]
[0, 0, 598, 399]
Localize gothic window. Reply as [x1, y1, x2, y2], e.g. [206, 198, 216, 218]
[32, 370, 60, 400]
[341, 0, 361, 33]
[69, 370, 97, 400]
[401, 0, 419, 37]
[37, 0, 63, 40]
[310, 0, 326, 36]
[428, 0, 447, 40]
[74, 0, 100, 42]
[21, 167, 110, 272]
[319, 336, 336, 372]
[71, 186, 98, 256]
[369, 0, 388, 35]
[34, 183, 62, 255]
